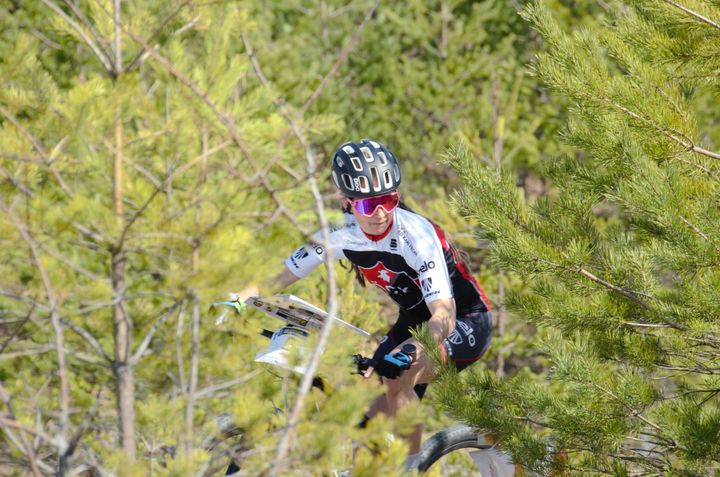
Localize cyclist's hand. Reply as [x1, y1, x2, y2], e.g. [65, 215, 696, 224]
[210, 293, 248, 325]
[374, 349, 413, 380]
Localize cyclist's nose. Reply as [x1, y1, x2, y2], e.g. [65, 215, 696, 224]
[372, 206, 389, 218]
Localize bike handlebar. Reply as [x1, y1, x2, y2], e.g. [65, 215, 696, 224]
[352, 343, 417, 378]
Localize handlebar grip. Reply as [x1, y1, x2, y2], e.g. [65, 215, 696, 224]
[352, 354, 375, 374]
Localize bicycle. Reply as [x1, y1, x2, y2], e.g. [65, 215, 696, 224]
[208, 294, 518, 476]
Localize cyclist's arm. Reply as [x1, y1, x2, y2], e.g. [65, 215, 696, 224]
[398, 298, 456, 355]
[426, 297, 457, 344]
[234, 265, 300, 301]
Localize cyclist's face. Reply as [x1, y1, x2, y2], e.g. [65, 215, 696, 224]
[343, 196, 394, 235]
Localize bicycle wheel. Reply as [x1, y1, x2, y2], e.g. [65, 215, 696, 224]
[418, 425, 517, 476]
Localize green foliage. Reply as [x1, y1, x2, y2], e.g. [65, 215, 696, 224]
[0, 0, 587, 474]
[444, 0, 720, 474]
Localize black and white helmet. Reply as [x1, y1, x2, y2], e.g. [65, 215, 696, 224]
[331, 139, 401, 198]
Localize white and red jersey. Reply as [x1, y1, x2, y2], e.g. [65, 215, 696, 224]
[284, 207, 490, 322]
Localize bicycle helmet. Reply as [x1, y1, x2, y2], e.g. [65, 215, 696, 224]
[331, 139, 401, 198]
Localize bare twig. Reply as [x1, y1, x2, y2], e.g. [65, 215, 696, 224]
[194, 370, 262, 399]
[60, 317, 111, 363]
[1, 199, 71, 442]
[1, 165, 35, 197]
[662, 0, 720, 30]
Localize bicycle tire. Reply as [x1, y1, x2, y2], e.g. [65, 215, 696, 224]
[417, 424, 492, 473]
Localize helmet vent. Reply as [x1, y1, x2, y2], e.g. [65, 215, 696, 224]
[350, 156, 363, 171]
[370, 166, 381, 190]
[383, 170, 392, 188]
[341, 173, 354, 190]
[358, 176, 370, 193]
[377, 151, 388, 165]
[361, 147, 374, 162]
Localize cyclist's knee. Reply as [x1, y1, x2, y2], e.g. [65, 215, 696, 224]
[384, 359, 431, 396]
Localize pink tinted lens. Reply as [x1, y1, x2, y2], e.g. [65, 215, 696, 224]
[353, 193, 399, 216]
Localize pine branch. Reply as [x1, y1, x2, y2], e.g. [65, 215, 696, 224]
[1, 199, 71, 442]
[60, 0, 112, 61]
[0, 165, 34, 197]
[663, 0, 720, 30]
[194, 370, 263, 399]
[679, 215, 720, 252]
[0, 105, 73, 197]
[299, 0, 380, 115]
[0, 382, 52, 476]
[59, 317, 111, 364]
[601, 96, 720, 161]
[38, 243, 104, 282]
[111, 20, 309, 236]
[130, 301, 182, 366]
[60, 388, 103, 470]
[39, 0, 115, 74]
[124, 0, 193, 72]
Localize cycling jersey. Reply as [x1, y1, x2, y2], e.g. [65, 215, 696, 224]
[284, 206, 490, 321]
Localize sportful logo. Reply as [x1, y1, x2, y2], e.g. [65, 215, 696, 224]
[447, 329, 464, 345]
[294, 247, 309, 260]
[390, 238, 398, 250]
[420, 277, 433, 293]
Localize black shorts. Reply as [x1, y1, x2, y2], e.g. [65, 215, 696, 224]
[372, 305, 493, 386]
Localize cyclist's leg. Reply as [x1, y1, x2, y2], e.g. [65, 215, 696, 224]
[364, 314, 429, 452]
[441, 307, 493, 371]
[387, 306, 492, 454]
[364, 320, 405, 419]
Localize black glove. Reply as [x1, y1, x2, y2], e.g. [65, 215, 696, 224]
[374, 344, 416, 379]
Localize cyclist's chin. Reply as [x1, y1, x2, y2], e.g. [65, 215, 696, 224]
[362, 220, 391, 235]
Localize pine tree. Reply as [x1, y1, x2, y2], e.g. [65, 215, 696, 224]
[440, 0, 720, 474]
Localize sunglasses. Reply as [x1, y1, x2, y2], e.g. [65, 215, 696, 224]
[351, 192, 400, 216]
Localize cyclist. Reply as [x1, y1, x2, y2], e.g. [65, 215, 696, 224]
[234, 139, 492, 470]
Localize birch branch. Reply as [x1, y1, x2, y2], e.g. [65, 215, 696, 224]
[240, 27, 346, 477]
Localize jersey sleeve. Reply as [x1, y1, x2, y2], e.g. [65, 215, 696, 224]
[284, 226, 348, 278]
[412, 223, 454, 305]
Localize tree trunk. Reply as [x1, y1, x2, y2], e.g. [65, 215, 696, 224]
[112, 29, 135, 455]
[112, 252, 135, 459]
